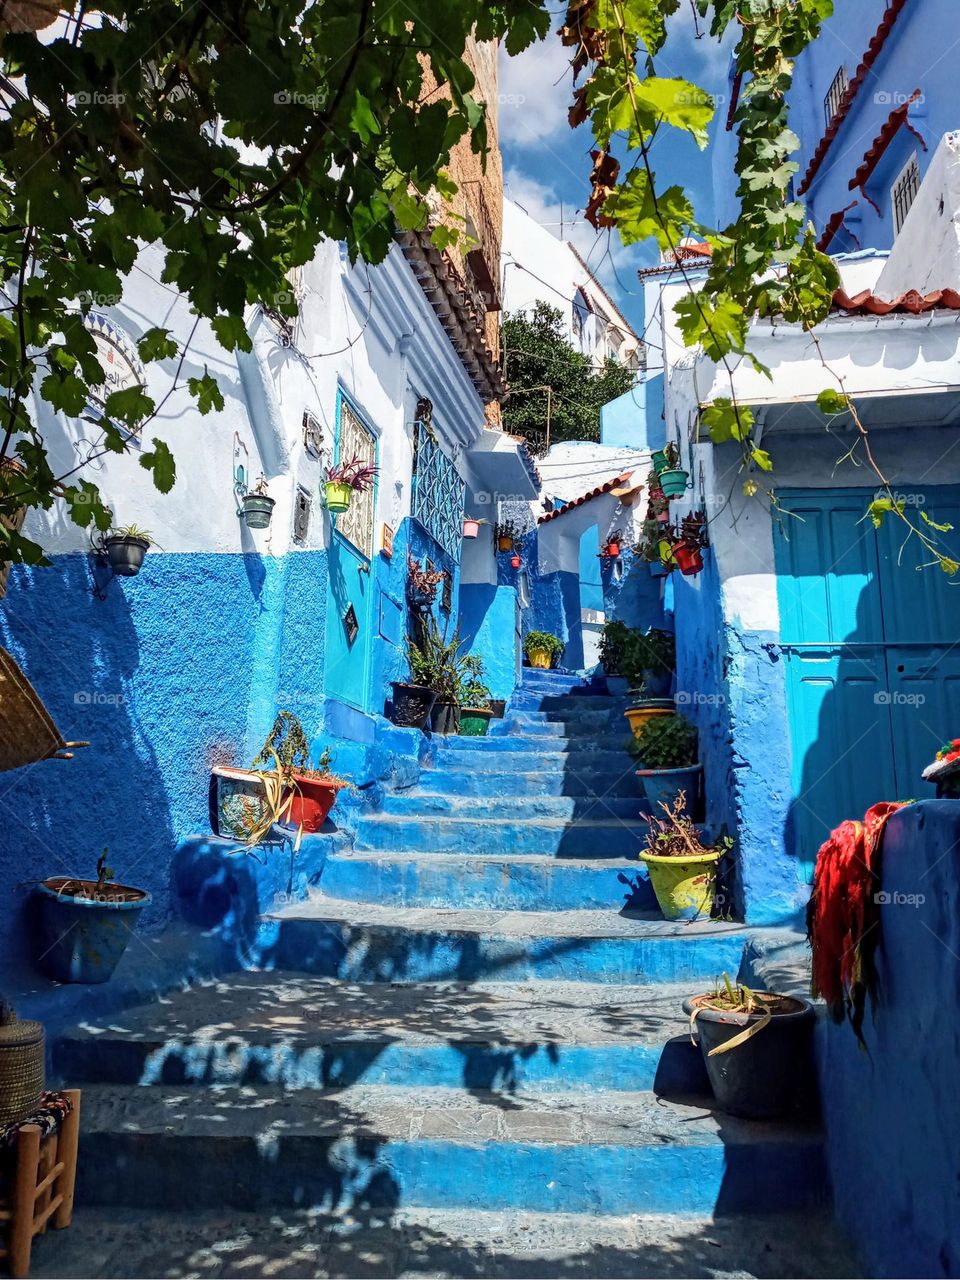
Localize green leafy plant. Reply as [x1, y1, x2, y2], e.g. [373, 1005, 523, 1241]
[523, 631, 564, 662]
[109, 524, 155, 544]
[624, 627, 675, 683]
[408, 618, 469, 705]
[628, 713, 697, 770]
[598, 619, 635, 674]
[458, 654, 492, 709]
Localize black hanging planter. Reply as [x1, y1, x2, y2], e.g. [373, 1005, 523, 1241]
[389, 682, 437, 730]
[104, 535, 149, 577]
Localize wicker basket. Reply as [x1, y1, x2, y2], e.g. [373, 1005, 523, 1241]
[0, 1002, 44, 1129]
[0, 646, 89, 773]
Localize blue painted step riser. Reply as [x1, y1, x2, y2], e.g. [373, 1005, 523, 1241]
[432, 736, 629, 754]
[489, 721, 628, 739]
[54, 1035, 707, 1095]
[434, 752, 632, 775]
[511, 694, 624, 709]
[380, 793, 647, 820]
[319, 855, 658, 912]
[416, 769, 642, 798]
[73, 1133, 829, 1215]
[354, 819, 646, 857]
[267, 921, 749, 984]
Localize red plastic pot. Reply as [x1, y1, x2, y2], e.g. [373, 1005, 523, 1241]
[671, 541, 703, 576]
[510, 554, 521, 568]
[605, 542, 621, 557]
[284, 775, 344, 832]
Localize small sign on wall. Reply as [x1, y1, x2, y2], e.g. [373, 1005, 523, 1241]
[380, 523, 394, 558]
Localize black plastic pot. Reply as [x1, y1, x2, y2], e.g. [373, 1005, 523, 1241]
[430, 700, 461, 735]
[104, 535, 149, 577]
[682, 992, 816, 1119]
[241, 494, 275, 529]
[389, 682, 436, 730]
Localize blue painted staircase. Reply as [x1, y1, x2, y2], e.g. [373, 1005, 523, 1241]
[51, 668, 835, 1244]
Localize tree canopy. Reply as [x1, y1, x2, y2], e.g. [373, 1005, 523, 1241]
[502, 303, 636, 449]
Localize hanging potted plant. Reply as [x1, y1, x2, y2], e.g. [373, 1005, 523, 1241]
[408, 617, 468, 735]
[639, 793, 732, 922]
[683, 975, 815, 1119]
[602, 527, 623, 558]
[458, 656, 494, 737]
[240, 474, 275, 530]
[252, 712, 349, 833]
[658, 442, 689, 499]
[324, 455, 377, 514]
[671, 510, 708, 577]
[495, 520, 519, 553]
[35, 850, 150, 983]
[463, 516, 488, 540]
[510, 552, 521, 569]
[406, 553, 444, 611]
[524, 630, 564, 670]
[651, 448, 669, 474]
[628, 712, 701, 817]
[102, 524, 155, 577]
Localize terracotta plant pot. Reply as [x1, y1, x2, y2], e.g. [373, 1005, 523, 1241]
[659, 468, 689, 498]
[672, 542, 703, 576]
[389, 682, 437, 730]
[528, 649, 552, 670]
[104, 535, 149, 577]
[624, 699, 674, 737]
[656, 510, 670, 524]
[463, 519, 481, 539]
[284, 775, 344, 833]
[325, 481, 353, 513]
[35, 878, 151, 983]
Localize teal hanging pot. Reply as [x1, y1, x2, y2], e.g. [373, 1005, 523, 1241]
[652, 449, 669, 474]
[659, 468, 689, 498]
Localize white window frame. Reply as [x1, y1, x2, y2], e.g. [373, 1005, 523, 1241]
[891, 152, 921, 237]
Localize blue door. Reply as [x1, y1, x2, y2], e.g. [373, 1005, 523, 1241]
[773, 486, 960, 879]
[324, 392, 378, 712]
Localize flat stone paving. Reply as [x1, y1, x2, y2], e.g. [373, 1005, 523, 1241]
[29, 1207, 861, 1278]
[269, 900, 747, 939]
[62, 974, 694, 1046]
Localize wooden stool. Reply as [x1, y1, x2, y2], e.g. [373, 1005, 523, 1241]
[0, 1090, 80, 1278]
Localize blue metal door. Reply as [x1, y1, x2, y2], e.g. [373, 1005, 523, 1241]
[773, 487, 960, 879]
[324, 392, 378, 712]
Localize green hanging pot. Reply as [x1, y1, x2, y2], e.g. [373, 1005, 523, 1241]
[659, 468, 689, 499]
[325, 481, 353, 513]
[652, 449, 669, 474]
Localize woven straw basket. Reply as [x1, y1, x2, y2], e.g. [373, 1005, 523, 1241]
[0, 646, 88, 773]
[0, 1002, 44, 1129]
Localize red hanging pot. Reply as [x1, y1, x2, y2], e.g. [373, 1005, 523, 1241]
[671, 541, 703, 576]
[605, 541, 621, 557]
[510, 553, 521, 569]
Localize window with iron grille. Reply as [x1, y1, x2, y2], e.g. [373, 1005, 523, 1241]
[823, 65, 849, 127]
[891, 153, 921, 236]
[412, 419, 465, 560]
[335, 394, 377, 557]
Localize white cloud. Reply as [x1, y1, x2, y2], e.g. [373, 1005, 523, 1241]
[498, 33, 575, 150]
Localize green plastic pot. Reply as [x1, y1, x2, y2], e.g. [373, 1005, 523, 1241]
[459, 707, 493, 736]
[325, 480, 353, 513]
[652, 449, 669, 474]
[659, 468, 689, 498]
[641, 847, 721, 921]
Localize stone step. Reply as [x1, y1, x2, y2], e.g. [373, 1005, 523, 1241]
[433, 747, 632, 774]
[414, 766, 641, 799]
[512, 692, 625, 712]
[69, 1083, 829, 1215]
[22, 1204, 863, 1280]
[53, 973, 702, 1094]
[432, 734, 629, 754]
[320, 851, 657, 912]
[490, 713, 629, 738]
[354, 815, 647, 858]
[264, 898, 750, 984]
[379, 791, 646, 820]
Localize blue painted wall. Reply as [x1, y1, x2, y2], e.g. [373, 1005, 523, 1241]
[715, 0, 952, 249]
[818, 800, 960, 1278]
[459, 582, 519, 701]
[601, 380, 665, 451]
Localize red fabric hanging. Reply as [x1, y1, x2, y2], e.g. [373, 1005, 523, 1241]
[807, 801, 910, 1045]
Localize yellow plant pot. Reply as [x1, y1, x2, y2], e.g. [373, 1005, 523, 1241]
[624, 701, 674, 737]
[528, 649, 552, 670]
[325, 481, 353, 513]
[640, 848, 721, 921]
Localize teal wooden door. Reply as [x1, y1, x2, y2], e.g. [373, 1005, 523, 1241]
[773, 487, 960, 879]
[324, 393, 378, 711]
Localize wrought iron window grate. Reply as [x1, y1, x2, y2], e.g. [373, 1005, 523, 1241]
[823, 65, 848, 127]
[413, 421, 465, 559]
[892, 153, 921, 237]
[336, 396, 376, 557]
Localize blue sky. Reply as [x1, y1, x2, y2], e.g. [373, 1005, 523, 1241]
[498, 7, 734, 331]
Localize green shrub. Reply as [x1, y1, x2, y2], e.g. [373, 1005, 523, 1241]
[598, 619, 634, 673]
[622, 627, 675, 684]
[458, 654, 492, 709]
[627, 713, 698, 769]
[524, 631, 564, 662]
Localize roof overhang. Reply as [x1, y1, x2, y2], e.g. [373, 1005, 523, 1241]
[464, 429, 541, 501]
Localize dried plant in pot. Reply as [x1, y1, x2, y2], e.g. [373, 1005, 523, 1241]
[683, 975, 815, 1119]
[252, 712, 349, 833]
[241, 474, 275, 529]
[639, 794, 731, 922]
[35, 849, 151, 983]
